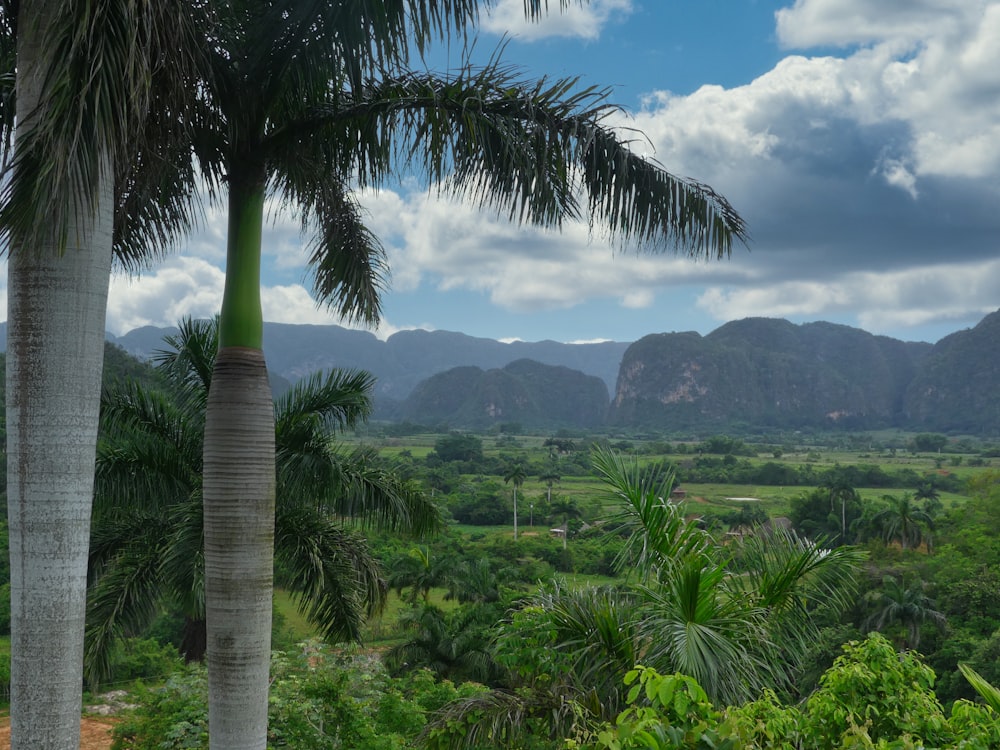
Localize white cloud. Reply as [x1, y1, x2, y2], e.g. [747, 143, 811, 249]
[106, 256, 380, 338]
[108, 257, 225, 335]
[481, 0, 631, 41]
[359, 185, 735, 315]
[695, 260, 1000, 338]
[775, 0, 975, 50]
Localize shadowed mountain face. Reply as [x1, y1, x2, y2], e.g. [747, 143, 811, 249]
[392, 359, 609, 430]
[3, 310, 998, 433]
[608, 318, 935, 431]
[95, 322, 629, 403]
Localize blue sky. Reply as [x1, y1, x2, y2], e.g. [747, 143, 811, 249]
[16, 0, 1000, 345]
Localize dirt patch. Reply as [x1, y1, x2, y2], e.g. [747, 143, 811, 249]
[0, 717, 117, 749]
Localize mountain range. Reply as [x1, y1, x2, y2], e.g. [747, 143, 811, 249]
[1, 310, 998, 434]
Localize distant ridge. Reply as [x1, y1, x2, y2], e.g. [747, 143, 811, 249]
[2, 312, 998, 433]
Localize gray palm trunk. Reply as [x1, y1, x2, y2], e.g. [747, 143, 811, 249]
[6, 6, 114, 748]
[203, 348, 276, 750]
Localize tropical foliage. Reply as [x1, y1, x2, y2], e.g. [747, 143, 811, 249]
[425, 447, 864, 747]
[163, 1, 747, 742]
[85, 318, 438, 686]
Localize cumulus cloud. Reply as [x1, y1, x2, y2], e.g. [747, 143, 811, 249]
[106, 256, 378, 338]
[359, 185, 734, 316]
[108, 257, 226, 335]
[775, 0, 976, 50]
[696, 259, 1000, 338]
[481, 0, 631, 41]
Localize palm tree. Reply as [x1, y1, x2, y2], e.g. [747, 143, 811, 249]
[1, 4, 201, 746]
[386, 545, 452, 606]
[178, 3, 746, 744]
[444, 557, 520, 605]
[384, 603, 499, 684]
[85, 318, 438, 686]
[539, 461, 561, 505]
[821, 472, 860, 545]
[864, 575, 946, 649]
[873, 494, 934, 550]
[503, 460, 528, 541]
[426, 447, 863, 748]
[549, 497, 581, 550]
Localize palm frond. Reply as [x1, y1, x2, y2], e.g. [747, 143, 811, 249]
[84, 536, 166, 689]
[153, 316, 219, 401]
[591, 445, 708, 579]
[523, 583, 641, 712]
[0, 3, 15, 166]
[268, 61, 747, 266]
[159, 495, 206, 621]
[275, 368, 374, 431]
[638, 558, 774, 705]
[297, 182, 388, 324]
[283, 444, 441, 537]
[96, 380, 202, 511]
[960, 663, 1000, 713]
[274, 506, 387, 643]
[3, 0, 206, 259]
[421, 683, 593, 750]
[735, 526, 863, 618]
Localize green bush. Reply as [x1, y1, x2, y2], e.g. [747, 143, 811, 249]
[113, 644, 485, 750]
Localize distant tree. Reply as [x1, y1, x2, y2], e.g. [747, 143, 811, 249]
[543, 437, 577, 454]
[433, 433, 484, 463]
[503, 460, 528, 541]
[549, 498, 582, 550]
[911, 433, 948, 453]
[790, 486, 862, 545]
[864, 576, 946, 649]
[915, 480, 943, 517]
[387, 546, 452, 606]
[538, 461, 562, 504]
[383, 604, 499, 684]
[821, 471, 861, 545]
[444, 558, 520, 605]
[873, 494, 934, 550]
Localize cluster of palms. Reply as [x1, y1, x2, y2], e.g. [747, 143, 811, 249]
[2, 1, 747, 747]
[429, 446, 865, 748]
[85, 317, 438, 686]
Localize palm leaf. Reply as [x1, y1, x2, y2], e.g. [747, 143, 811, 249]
[2, 0, 206, 261]
[960, 663, 1000, 713]
[84, 530, 167, 688]
[274, 505, 387, 643]
[154, 316, 219, 401]
[591, 445, 708, 579]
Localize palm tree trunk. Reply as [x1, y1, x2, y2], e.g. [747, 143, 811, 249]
[203, 171, 275, 750]
[513, 487, 518, 542]
[6, 7, 113, 747]
[180, 617, 208, 663]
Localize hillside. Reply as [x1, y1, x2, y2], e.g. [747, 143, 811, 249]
[3, 311, 1000, 433]
[902, 310, 1000, 433]
[392, 359, 609, 430]
[93, 322, 630, 402]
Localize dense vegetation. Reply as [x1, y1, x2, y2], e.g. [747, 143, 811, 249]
[5, 342, 1000, 747]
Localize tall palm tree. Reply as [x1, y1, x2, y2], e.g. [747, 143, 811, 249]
[539, 461, 561, 505]
[1, 4, 201, 746]
[180, 3, 746, 745]
[503, 459, 528, 541]
[549, 497, 581, 549]
[85, 318, 438, 686]
[821, 472, 860, 545]
[864, 575, 946, 649]
[874, 494, 935, 550]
